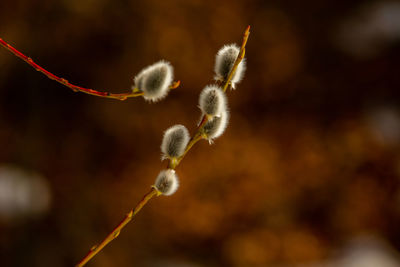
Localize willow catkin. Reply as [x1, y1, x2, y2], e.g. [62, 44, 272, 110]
[198, 85, 227, 117]
[154, 169, 179, 196]
[161, 124, 190, 160]
[203, 108, 230, 143]
[214, 44, 246, 89]
[133, 60, 174, 102]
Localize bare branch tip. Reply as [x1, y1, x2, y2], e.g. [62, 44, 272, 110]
[170, 80, 181, 89]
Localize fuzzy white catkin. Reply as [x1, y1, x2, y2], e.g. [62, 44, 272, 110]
[203, 108, 230, 143]
[161, 124, 190, 160]
[198, 85, 227, 117]
[133, 60, 174, 102]
[154, 169, 179, 196]
[214, 44, 246, 89]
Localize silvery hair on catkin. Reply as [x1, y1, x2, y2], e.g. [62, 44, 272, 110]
[154, 169, 179, 196]
[199, 85, 227, 117]
[161, 124, 190, 160]
[214, 44, 246, 89]
[203, 108, 230, 143]
[133, 60, 174, 102]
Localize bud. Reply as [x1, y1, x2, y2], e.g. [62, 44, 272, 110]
[154, 169, 179, 196]
[161, 124, 190, 160]
[214, 44, 246, 89]
[198, 85, 227, 117]
[202, 109, 230, 143]
[133, 60, 174, 102]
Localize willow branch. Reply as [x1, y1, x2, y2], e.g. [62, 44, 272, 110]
[75, 187, 160, 267]
[75, 25, 250, 267]
[169, 25, 251, 170]
[0, 38, 180, 100]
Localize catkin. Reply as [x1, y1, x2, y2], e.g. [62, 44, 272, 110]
[134, 60, 174, 102]
[154, 169, 179, 196]
[198, 85, 227, 117]
[161, 124, 190, 160]
[214, 44, 246, 89]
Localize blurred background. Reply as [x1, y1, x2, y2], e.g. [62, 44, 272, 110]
[1, 0, 400, 266]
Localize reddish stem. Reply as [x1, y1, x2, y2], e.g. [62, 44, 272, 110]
[0, 38, 180, 100]
[76, 187, 159, 267]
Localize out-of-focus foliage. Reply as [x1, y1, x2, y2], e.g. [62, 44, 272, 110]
[1, 0, 400, 266]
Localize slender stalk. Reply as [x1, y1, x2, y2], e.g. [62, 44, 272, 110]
[75, 25, 250, 267]
[222, 25, 250, 92]
[0, 38, 180, 100]
[76, 187, 160, 267]
[168, 25, 251, 169]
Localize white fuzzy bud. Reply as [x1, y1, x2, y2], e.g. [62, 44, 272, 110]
[198, 85, 227, 117]
[214, 44, 246, 89]
[154, 169, 179, 196]
[133, 60, 174, 102]
[202, 109, 230, 143]
[161, 124, 190, 160]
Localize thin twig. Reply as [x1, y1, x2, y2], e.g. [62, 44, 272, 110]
[169, 25, 251, 169]
[76, 187, 160, 267]
[0, 38, 180, 100]
[75, 25, 250, 267]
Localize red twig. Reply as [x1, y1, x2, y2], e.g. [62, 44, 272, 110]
[0, 38, 180, 100]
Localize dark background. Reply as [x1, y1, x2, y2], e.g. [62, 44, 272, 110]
[1, 0, 400, 266]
